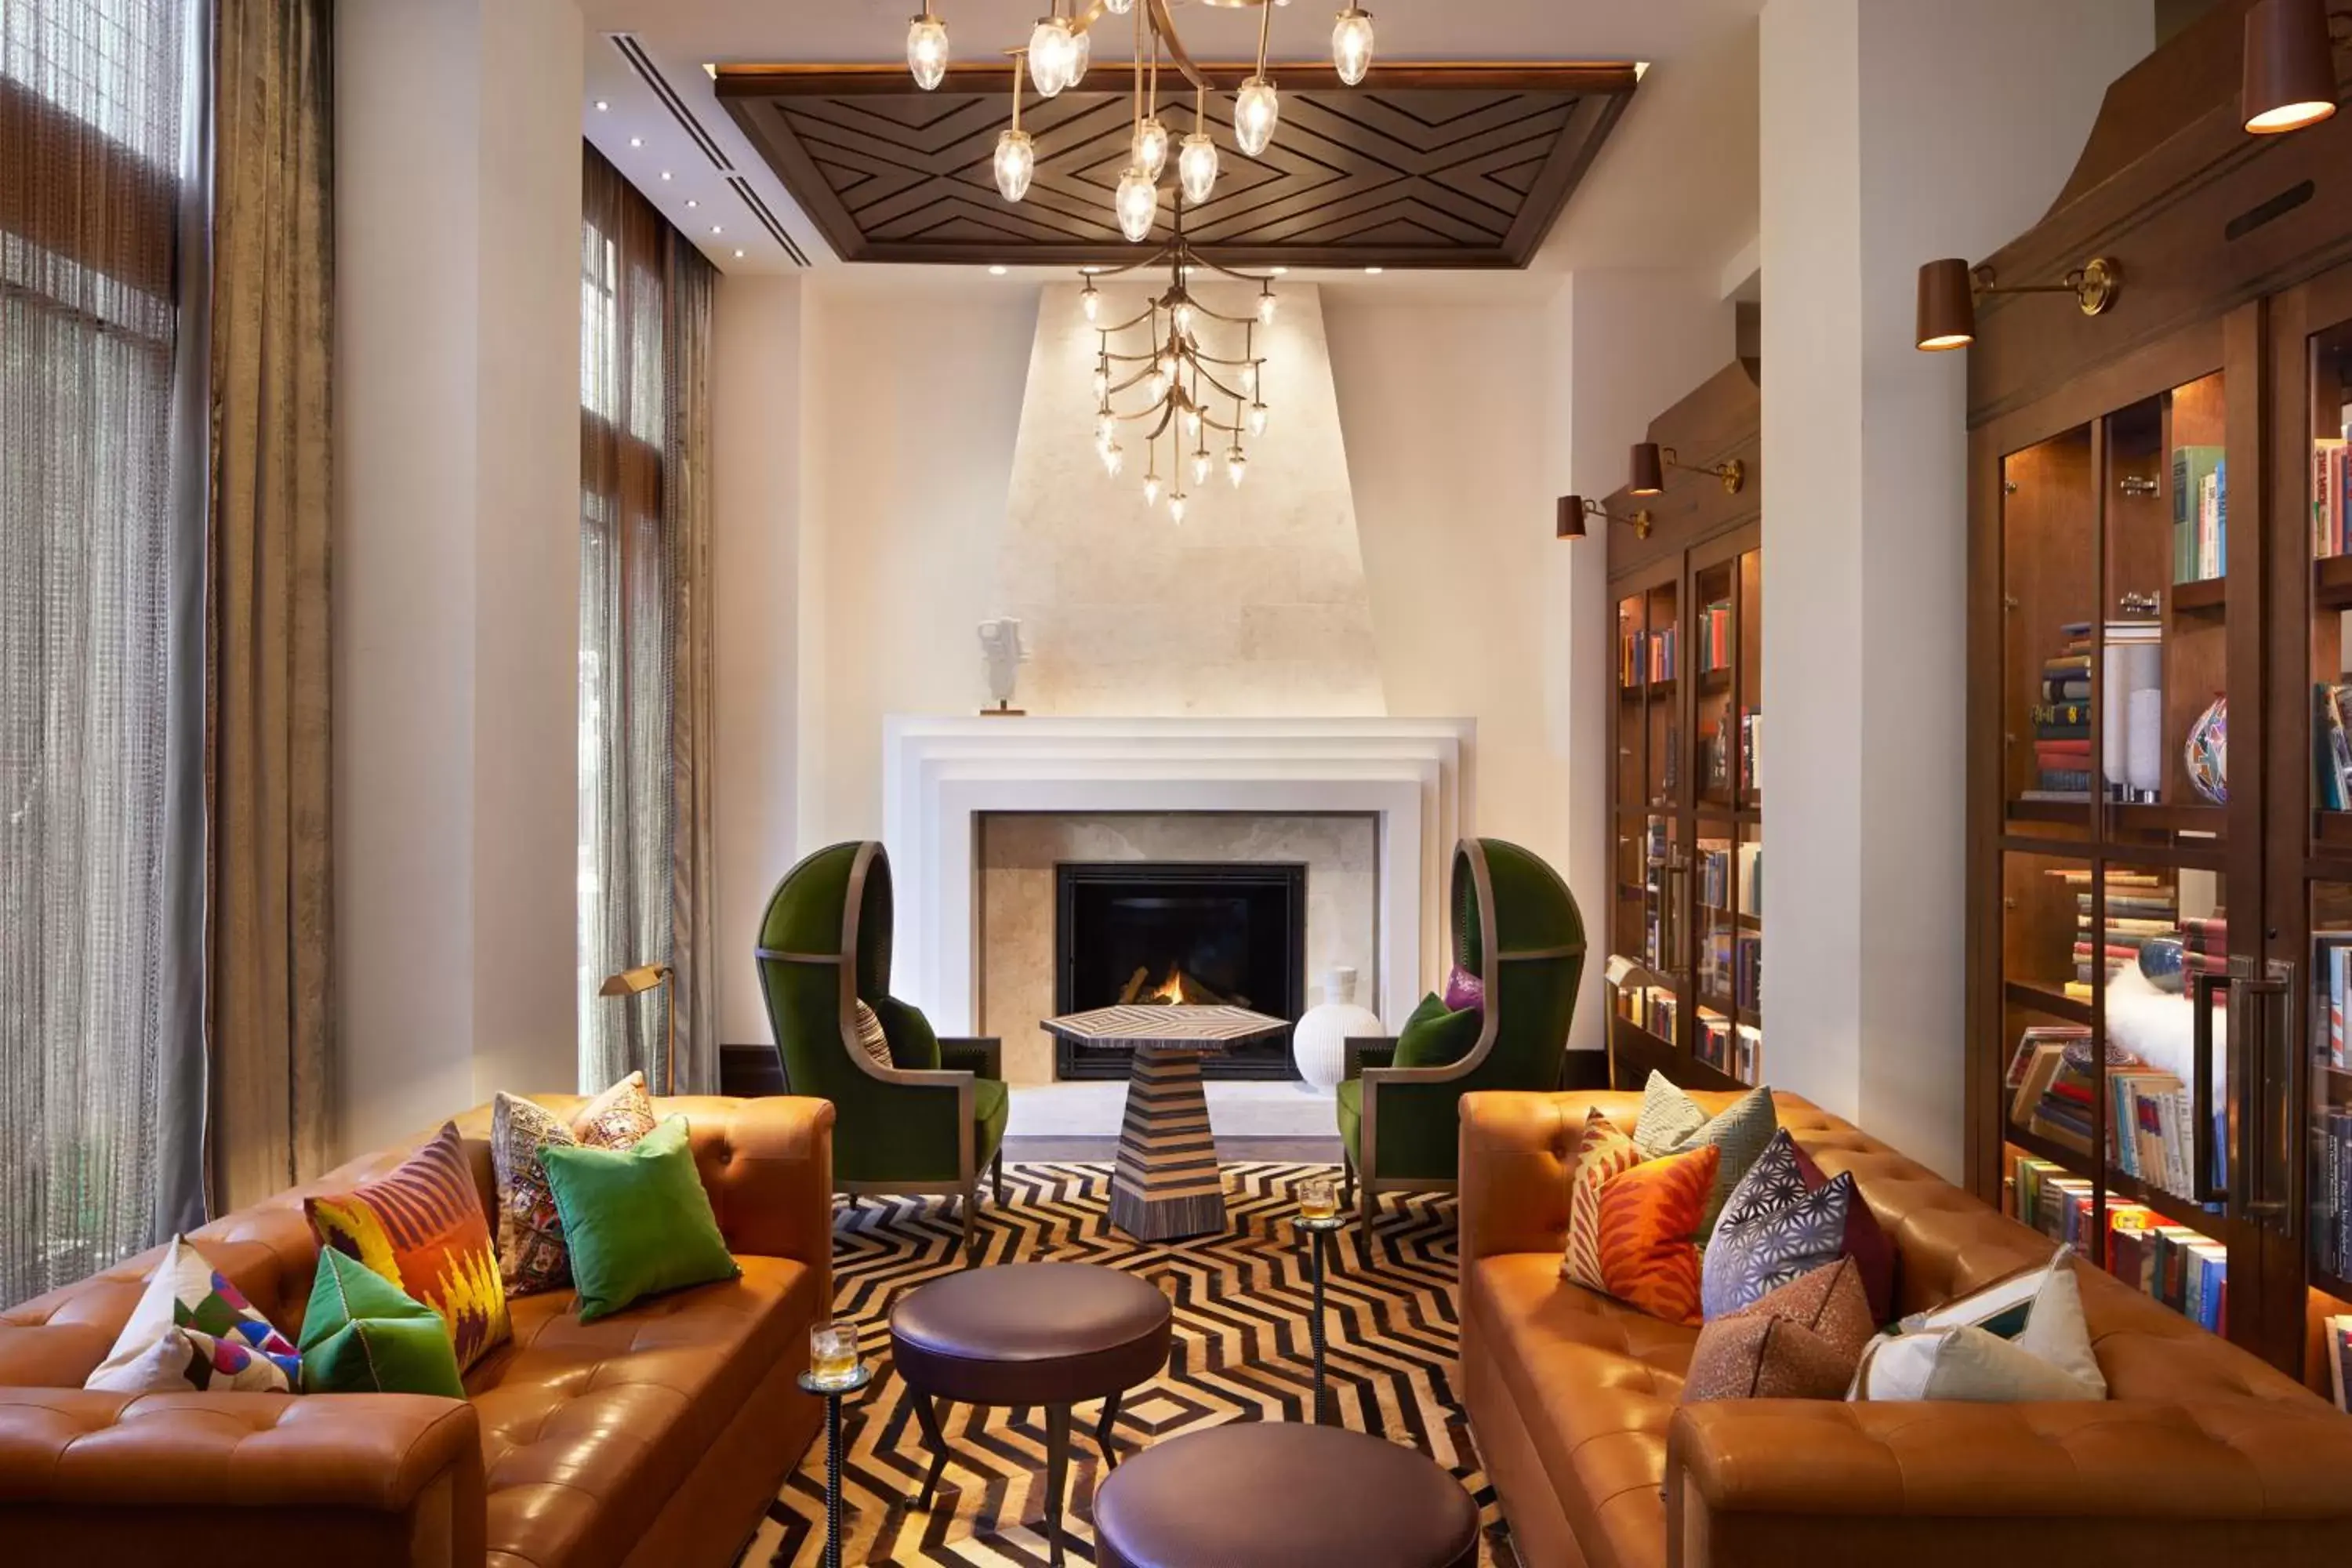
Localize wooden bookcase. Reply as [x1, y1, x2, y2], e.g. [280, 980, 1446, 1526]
[1964, 6, 2352, 1381]
[1602, 360, 1763, 1094]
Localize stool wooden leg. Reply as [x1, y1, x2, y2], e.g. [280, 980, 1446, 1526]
[912, 1391, 951, 1511]
[1042, 1403, 1071, 1567]
[1094, 1389, 1123, 1468]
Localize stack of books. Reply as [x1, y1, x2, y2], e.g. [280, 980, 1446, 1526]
[1739, 709, 1761, 793]
[2106, 1203, 2228, 1333]
[1696, 1007, 1730, 1069]
[2172, 443, 2226, 583]
[1617, 983, 1679, 1040]
[2316, 1105, 2352, 1282]
[2314, 929, 2352, 1069]
[2315, 683, 2352, 810]
[2011, 1155, 2096, 1258]
[2182, 913, 2228, 975]
[1697, 839, 1761, 912]
[1619, 624, 1679, 688]
[2316, 433, 2350, 558]
[2068, 871, 2180, 990]
[2027, 628, 2093, 800]
[1733, 931, 1762, 1012]
[2010, 1022, 2214, 1205]
[1693, 1013, 1761, 1083]
[1696, 599, 1732, 673]
[2327, 1315, 2352, 1413]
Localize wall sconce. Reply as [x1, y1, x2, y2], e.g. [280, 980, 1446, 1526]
[1559, 494, 1652, 541]
[2243, 0, 2339, 135]
[1628, 441, 1744, 497]
[1913, 255, 2122, 351]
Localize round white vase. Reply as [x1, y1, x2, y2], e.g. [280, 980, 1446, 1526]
[1292, 967, 1381, 1093]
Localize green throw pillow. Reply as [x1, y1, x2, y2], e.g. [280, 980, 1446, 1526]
[1393, 990, 1483, 1069]
[871, 994, 942, 1070]
[541, 1115, 739, 1323]
[299, 1247, 465, 1397]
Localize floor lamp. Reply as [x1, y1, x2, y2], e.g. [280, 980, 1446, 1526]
[598, 962, 677, 1095]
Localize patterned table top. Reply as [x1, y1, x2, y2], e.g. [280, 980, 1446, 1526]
[1040, 1004, 1290, 1051]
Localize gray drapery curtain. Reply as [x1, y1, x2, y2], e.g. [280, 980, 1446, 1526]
[1, 0, 208, 1301]
[205, 0, 333, 1211]
[578, 147, 717, 1096]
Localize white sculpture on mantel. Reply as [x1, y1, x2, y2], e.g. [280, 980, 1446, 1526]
[1292, 966, 1382, 1094]
[978, 618, 1029, 716]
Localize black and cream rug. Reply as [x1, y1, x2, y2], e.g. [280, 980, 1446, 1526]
[742, 1161, 1517, 1566]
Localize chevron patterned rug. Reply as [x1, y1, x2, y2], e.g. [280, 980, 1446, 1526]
[742, 1161, 1519, 1567]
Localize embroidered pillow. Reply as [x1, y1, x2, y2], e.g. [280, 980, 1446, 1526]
[851, 1000, 895, 1070]
[1684, 1258, 1876, 1403]
[1443, 962, 1485, 1014]
[307, 1122, 510, 1373]
[1595, 1143, 1719, 1326]
[1560, 1109, 1645, 1291]
[85, 1236, 300, 1394]
[1787, 1137, 1898, 1323]
[491, 1078, 658, 1297]
[1701, 1168, 1857, 1319]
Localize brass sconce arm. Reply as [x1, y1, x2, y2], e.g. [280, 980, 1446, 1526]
[1628, 441, 1744, 497]
[1915, 256, 2122, 350]
[1558, 495, 1653, 541]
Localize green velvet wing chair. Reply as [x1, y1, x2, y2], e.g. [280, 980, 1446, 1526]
[756, 841, 1009, 1254]
[1338, 837, 1584, 1229]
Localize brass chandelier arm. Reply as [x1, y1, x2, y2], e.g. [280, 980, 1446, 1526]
[1191, 365, 1252, 404]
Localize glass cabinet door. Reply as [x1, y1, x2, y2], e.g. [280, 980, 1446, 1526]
[2002, 423, 2098, 829]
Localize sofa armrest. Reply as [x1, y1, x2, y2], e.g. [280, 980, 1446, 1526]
[0, 1388, 485, 1563]
[1667, 1398, 2352, 1567]
[688, 1095, 836, 1289]
[1456, 1091, 1577, 1260]
[1342, 1036, 1396, 1082]
[938, 1036, 1001, 1078]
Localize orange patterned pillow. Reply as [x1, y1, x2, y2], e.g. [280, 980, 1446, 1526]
[1595, 1143, 1720, 1326]
[307, 1122, 511, 1373]
[1561, 1109, 1644, 1291]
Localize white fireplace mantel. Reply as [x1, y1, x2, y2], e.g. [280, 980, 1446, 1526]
[881, 715, 1476, 1034]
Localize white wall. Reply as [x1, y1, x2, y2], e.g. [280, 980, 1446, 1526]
[334, 0, 583, 1152]
[1762, 0, 2151, 1174]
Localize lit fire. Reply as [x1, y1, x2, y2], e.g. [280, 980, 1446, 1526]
[1146, 969, 1214, 1005]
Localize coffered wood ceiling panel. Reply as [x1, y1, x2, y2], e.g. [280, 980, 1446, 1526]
[715, 63, 1639, 269]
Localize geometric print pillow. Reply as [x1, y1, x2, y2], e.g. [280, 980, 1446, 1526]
[1560, 1110, 1646, 1292]
[1715, 1127, 1813, 1232]
[83, 1236, 302, 1394]
[1595, 1143, 1720, 1327]
[1700, 1166, 1857, 1321]
[307, 1123, 511, 1374]
[490, 1076, 659, 1297]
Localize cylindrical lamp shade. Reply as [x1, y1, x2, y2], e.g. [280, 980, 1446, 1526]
[1557, 495, 1587, 539]
[1916, 258, 1976, 351]
[1629, 443, 1664, 496]
[2244, 0, 2338, 134]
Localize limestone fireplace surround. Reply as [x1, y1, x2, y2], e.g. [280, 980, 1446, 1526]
[880, 717, 1475, 1047]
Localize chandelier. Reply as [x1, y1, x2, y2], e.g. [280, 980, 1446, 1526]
[902, 0, 1379, 230]
[1081, 200, 1274, 521]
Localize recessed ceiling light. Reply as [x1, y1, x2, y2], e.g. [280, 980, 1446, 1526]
[659, 170, 673, 181]
[1271, 266, 1289, 276]
[594, 100, 609, 111]
[629, 136, 643, 148]
[684, 198, 698, 208]
[710, 225, 724, 235]
[1364, 267, 1384, 275]
[989, 264, 1008, 276]
[733, 249, 746, 259]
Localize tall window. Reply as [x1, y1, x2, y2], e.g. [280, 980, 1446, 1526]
[1, 1, 194, 1299]
[577, 150, 680, 1090]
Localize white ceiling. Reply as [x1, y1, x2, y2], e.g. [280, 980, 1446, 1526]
[577, 0, 1763, 294]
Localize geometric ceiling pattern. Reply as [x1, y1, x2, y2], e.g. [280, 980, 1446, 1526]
[716, 64, 1639, 269]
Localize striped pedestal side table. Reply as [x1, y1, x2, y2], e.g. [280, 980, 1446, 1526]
[1041, 1004, 1289, 1243]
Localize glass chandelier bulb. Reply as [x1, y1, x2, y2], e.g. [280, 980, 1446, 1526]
[1169, 491, 1187, 524]
[1081, 283, 1100, 322]
[1258, 287, 1276, 325]
[1240, 361, 1258, 397]
[1173, 299, 1195, 336]
[1068, 24, 1090, 88]
[1227, 448, 1247, 488]
[994, 128, 1036, 202]
[1332, 7, 1376, 88]
[1134, 117, 1171, 181]
[1029, 17, 1076, 97]
[1093, 361, 1109, 400]
[1115, 165, 1157, 242]
[906, 13, 949, 91]
[1248, 401, 1269, 438]
[1102, 439, 1124, 476]
[1157, 350, 1176, 379]
[1146, 369, 1167, 402]
[1183, 405, 1202, 441]
[1096, 409, 1116, 445]
[1144, 472, 1162, 507]
[1192, 448, 1211, 485]
[1105, 0, 1132, 12]
[1235, 76, 1279, 158]
[1178, 132, 1219, 205]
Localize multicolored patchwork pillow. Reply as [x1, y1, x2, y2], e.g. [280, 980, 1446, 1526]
[1560, 1109, 1645, 1291]
[1700, 1167, 1857, 1319]
[84, 1236, 300, 1394]
[307, 1122, 510, 1373]
[491, 1076, 661, 1296]
[1595, 1143, 1720, 1326]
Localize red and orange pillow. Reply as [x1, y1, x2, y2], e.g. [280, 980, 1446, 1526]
[1560, 1108, 1719, 1326]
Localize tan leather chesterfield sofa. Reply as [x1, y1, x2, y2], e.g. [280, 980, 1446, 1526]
[0, 1094, 835, 1566]
[1458, 1089, 2352, 1568]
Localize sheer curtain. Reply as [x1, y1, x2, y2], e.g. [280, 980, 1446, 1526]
[1, 0, 203, 1300]
[578, 148, 716, 1095]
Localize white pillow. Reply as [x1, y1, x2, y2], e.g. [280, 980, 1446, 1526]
[85, 1236, 301, 1394]
[1854, 1246, 2106, 1403]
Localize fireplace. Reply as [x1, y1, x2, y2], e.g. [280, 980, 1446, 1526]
[1054, 861, 1306, 1080]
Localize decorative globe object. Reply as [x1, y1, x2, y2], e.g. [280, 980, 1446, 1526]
[2137, 936, 2187, 994]
[2183, 693, 2227, 805]
[1291, 967, 1381, 1093]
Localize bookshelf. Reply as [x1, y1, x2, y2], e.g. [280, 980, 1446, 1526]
[1965, 16, 2352, 1383]
[1604, 360, 1762, 1094]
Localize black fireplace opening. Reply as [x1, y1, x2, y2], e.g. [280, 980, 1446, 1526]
[1054, 861, 1306, 1080]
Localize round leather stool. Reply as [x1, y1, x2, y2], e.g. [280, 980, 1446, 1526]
[1094, 1425, 1480, 1568]
[891, 1261, 1172, 1566]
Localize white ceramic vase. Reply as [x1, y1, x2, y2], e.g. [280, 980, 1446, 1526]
[1292, 967, 1381, 1093]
